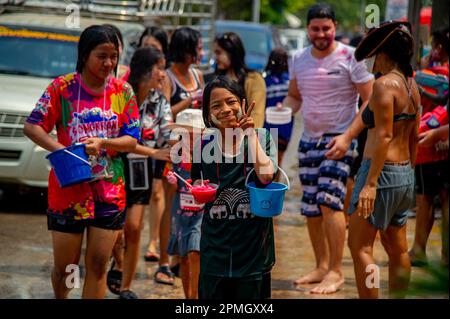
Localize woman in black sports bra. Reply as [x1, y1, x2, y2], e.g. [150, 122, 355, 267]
[325, 21, 421, 299]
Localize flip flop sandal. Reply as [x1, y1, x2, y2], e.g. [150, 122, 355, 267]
[107, 260, 122, 295]
[154, 265, 175, 285]
[119, 290, 138, 299]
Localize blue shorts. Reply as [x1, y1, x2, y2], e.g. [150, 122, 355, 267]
[298, 134, 357, 217]
[167, 164, 203, 257]
[349, 159, 414, 230]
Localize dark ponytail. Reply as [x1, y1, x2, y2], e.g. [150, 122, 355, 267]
[379, 30, 414, 77]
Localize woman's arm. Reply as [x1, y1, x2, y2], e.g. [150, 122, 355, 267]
[84, 135, 137, 155]
[409, 84, 421, 168]
[358, 80, 394, 218]
[418, 124, 449, 147]
[245, 73, 266, 128]
[132, 144, 171, 161]
[24, 123, 65, 152]
[325, 79, 374, 159]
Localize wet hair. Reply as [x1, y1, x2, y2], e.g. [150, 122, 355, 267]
[202, 75, 247, 128]
[128, 46, 164, 99]
[214, 32, 252, 88]
[307, 3, 336, 25]
[103, 24, 123, 48]
[76, 25, 119, 74]
[138, 26, 169, 56]
[167, 27, 201, 64]
[432, 28, 449, 55]
[265, 48, 288, 75]
[377, 28, 415, 77]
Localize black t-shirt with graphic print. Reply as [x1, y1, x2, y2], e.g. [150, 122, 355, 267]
[191, 128, 278, 278]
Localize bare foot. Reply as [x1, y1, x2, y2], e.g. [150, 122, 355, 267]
[309, 270, 344, 294]
[293, 268, 328, 285]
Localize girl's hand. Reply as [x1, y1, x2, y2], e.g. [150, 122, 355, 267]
[166, 171, 178, 185]
[357, 185, 377, 219]
[236, 99, 256, 134]
[418, 129, 439, 148]
[151, 148, 171, 161]
[84, 137, 104, 156]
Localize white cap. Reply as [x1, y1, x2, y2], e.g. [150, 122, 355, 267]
[175, 109, 205, 129]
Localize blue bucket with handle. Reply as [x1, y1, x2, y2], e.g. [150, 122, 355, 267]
[46, 143, 92, 188]
[245, 166, 290, 217]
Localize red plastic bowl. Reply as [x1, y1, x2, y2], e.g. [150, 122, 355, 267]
[191, 183, 218, 204]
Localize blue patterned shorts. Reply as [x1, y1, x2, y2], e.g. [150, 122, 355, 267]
[298, 134, 357, 217]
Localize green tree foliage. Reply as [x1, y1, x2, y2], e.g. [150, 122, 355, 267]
[260, 0, 315, 25]
[217, 0, 387, 31]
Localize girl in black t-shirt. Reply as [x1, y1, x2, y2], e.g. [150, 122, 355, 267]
[191, 76, 278, 299]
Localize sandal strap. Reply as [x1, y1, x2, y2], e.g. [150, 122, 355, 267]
[155, 265, 175, 278]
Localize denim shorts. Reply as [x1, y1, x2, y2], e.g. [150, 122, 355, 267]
[349, 159, 415, 230]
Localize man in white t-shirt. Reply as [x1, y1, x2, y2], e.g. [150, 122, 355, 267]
[284, 4, 374, 294]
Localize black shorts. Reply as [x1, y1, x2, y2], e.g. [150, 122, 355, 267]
[278, 137, 289, 152]
[198, 272, 271, 299]
[153, 159, 166, 179]
[415, 161, 449, 196]
[122, 154, 153, 207]
[47, 210, 125, 234]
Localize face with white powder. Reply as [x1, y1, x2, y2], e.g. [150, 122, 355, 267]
[207, 88, 243, 129]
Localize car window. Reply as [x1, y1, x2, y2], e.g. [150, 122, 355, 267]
[0, 25, 78, 78]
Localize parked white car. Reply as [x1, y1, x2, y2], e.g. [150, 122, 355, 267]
[0, 12, 143, 189]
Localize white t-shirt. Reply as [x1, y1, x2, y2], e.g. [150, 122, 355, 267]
[289, 42, 373, 138]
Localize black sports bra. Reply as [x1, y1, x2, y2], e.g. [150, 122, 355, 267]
[362, 71, 417, 129]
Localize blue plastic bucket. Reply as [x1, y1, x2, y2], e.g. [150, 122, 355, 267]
[46, 143, 92, 188]
[245, 167, 290, 217]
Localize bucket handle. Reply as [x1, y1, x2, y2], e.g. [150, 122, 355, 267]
[245, 165, 290, 190]
[63, 149, 91, 166]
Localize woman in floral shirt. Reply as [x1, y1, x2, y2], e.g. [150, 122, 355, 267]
[24, 25, 140, 299]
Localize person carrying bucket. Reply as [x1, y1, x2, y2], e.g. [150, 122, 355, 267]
[23, 25, 140, 299]
[191, 76, 280, 299]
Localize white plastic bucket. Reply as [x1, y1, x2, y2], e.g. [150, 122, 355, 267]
[265, 107, 292, 125]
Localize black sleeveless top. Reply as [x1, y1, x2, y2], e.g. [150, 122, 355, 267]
[362, 72, 417, 129]
[166, 67, 202, 107]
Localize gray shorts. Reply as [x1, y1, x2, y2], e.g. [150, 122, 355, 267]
[348, 159, 414, 230]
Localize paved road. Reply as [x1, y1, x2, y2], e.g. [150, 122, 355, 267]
[0, 114, 447, 299]
[0, 180, 447, 299]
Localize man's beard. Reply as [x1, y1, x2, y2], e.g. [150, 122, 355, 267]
[312, 37, 333, 51]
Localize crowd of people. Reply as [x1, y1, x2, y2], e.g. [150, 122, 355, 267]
[23, 2, 448, 300]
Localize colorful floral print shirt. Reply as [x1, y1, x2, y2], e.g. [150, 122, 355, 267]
[27, 72, 140, 220]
